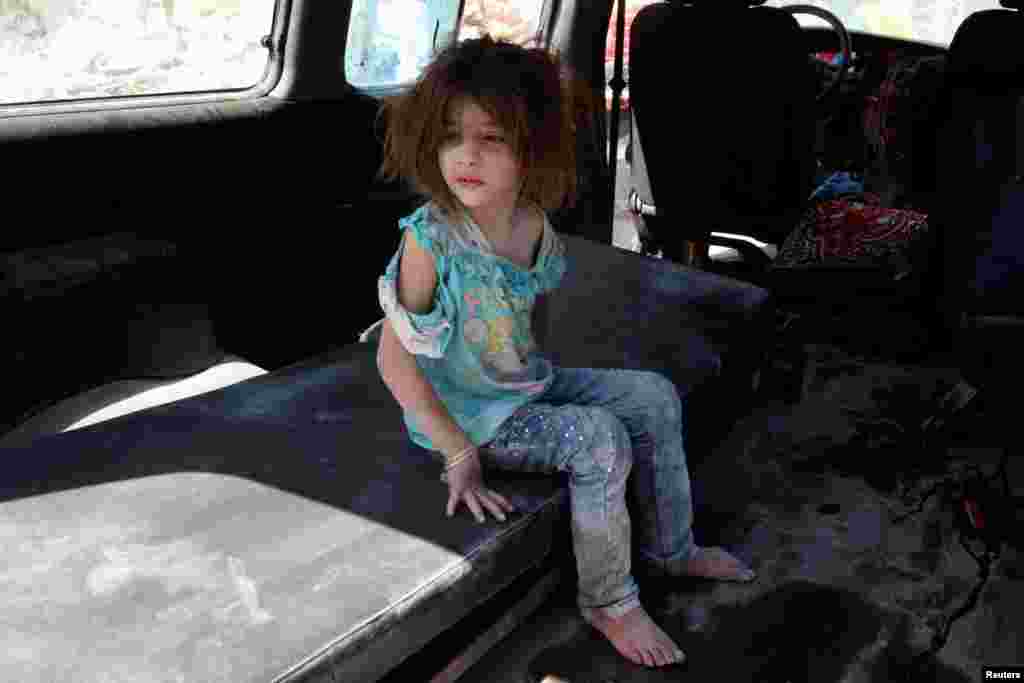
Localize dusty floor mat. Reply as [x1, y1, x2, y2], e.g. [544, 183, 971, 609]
[460, 344, 1023, 683]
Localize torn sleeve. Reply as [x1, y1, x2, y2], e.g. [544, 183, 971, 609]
[371, 213, 457, 358]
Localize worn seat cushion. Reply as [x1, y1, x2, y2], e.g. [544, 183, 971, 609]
[0, 343, 569, 683]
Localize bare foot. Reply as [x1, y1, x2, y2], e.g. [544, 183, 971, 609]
[584, 604, 686, 668]
[678, 545, 757, 582]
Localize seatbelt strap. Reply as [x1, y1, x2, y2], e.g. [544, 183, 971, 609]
[608, 0, 627, 203]
[1016, 95, 1023, 181]
[628, 103, 634, 174]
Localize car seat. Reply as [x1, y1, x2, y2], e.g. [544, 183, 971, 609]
[627, 0, 949, 344]
[628, 0, 817, 267]
[930, 0, 1024, 391]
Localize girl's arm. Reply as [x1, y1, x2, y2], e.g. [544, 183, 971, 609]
[377, 229, 515, 523]
[377, 230, 475, 459]
[378, 318, 474, 458]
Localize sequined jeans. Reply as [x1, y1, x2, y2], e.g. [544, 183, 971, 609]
[479, 367, 695, 620]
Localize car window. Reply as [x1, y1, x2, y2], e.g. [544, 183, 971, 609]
[345, 0, 544, 89]
[459, 0, 544, 45]
[1, 0, 278, 106]
[761, 0, 1004, 48]
[345, 0, 460, 88]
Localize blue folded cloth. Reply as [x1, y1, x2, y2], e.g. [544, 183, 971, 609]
[810, 171, 865, 202]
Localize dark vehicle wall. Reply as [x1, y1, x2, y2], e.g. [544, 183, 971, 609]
[4, 92, 417, 355]
[0, 0, 422, 376]
[0, 0, 426, 435]
[1, 91, 422, 435]
[0, 0, 613, 436]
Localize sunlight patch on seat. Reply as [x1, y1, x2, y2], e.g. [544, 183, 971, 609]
[63, 360, 268, 433]
[710, 231, 780, 261]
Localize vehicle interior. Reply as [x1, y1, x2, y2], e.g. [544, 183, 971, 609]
[1, 0, 1021, 681]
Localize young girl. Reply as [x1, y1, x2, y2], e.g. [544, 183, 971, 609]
[360, 34, 757, 670]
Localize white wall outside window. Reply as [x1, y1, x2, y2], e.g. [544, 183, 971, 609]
[0, 0, 277, 105]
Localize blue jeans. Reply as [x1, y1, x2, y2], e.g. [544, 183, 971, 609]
[480, 367, 695, 620]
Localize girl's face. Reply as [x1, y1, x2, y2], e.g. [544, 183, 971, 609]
[438, 97, 523, 218]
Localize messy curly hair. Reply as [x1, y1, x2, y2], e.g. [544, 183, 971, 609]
[376, 34, 592, 217]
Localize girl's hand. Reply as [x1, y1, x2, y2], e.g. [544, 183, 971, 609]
[445, 449, 517, 523]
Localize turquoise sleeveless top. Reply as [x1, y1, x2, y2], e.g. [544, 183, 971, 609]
[358, 201, 568, 452]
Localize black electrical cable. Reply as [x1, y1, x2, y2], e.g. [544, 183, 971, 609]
[903, 541, 995, 682]
[891, 435, 1014, 681]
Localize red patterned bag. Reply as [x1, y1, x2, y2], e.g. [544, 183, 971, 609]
[773, 194, 930, 271]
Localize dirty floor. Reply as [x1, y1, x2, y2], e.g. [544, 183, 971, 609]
[457, 332, 1023, 683]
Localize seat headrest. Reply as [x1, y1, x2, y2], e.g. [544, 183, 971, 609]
[947, 8, 1024, 88]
